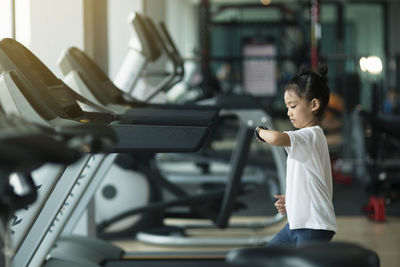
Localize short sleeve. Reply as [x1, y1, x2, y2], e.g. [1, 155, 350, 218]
[285, 128, 316, 162]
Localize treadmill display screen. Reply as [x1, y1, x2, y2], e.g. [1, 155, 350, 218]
[0, 39, 84, 119]
[48, 85, 83, 118]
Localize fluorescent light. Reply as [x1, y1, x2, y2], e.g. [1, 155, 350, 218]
[359, 57, 368, 72]
[359, 56, 382, 75]
[366, 56, 383, 75]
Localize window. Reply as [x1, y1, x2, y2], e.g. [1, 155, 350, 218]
[0, 0, 14, 39]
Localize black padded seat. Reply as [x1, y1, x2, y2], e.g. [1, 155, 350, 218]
[226, 242, 380, 267]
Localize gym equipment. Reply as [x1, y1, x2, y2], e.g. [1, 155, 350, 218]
[58, 34, 266, 241]
[352, 108, 400, 221]
[114, 12, 161, 96]
[0, 114, 88, 267]
[0, 112, 119, 267]
[57, 12, 287, 245]
[130, 12, 288, 231]
[58, 14, 214, 114]
[0, 37, 214, 266]
[137, 15, 185, 101]
[113, 12, 185, 99]
[58, 46, 219, 124]
[226, 242, 380, 267]
[59, 43, 286, 242]
[0, 37, 257, 263]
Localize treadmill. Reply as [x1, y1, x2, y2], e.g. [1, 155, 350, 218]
[0, 38, 218, 267]
[56, 12, 287, 246]
[0, 113, 97, 267]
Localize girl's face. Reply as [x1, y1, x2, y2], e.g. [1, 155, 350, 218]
[284, 89, 319, 129]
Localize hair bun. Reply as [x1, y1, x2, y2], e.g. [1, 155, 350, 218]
[318, 65, 328, 83]
[318, 65, 328, 77]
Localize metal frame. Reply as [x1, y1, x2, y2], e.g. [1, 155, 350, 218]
[0, 66, 113, 267]
[12, 155, 108, 267]
[62, 154, 118, 235]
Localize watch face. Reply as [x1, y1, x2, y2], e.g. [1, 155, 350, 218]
[254, 127, 263, 142]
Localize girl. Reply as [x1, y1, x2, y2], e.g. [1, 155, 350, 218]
[255, 66, 336, 247]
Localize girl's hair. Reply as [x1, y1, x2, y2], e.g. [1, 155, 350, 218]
[285, 65, 330, 119]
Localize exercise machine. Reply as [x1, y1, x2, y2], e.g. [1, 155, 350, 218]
[0, 113, 93, 267]
[351, 108, 400, 221]
[57, 12, 287, 245]
[0, 37, 217, 266]
[59, 11, 286, 245]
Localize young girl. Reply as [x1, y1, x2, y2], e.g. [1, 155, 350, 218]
[255, 66, 336, 247]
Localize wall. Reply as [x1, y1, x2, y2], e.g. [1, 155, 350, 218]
[166, 0, 199, 58]
[12, 0, 142, 80]
[10, 0, 193, 87]
[15, 0, 85, 78]
[388, 1, 400, 89]
[84, 0, 108, 73]
[345, 5, 384, 110]
[144, 0, 167, 92]
[107, 0, 143, 79]
[0, 0, 14, 38]
[346, 5, 384, 61]
[388, 1, 400, 58]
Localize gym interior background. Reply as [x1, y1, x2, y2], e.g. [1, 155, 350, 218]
[0, 0, 399, 266]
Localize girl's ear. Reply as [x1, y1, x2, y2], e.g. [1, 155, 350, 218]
[310, 98, 320, 112]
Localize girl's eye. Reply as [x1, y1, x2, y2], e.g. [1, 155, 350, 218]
[290, 106, 296, 109]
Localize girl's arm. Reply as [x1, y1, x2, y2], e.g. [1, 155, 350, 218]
[258, 128, 290, 147]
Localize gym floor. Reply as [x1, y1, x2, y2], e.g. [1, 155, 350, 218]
[111, 216, 400, 267]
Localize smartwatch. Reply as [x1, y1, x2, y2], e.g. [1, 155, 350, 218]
[254, 126, 268, 142]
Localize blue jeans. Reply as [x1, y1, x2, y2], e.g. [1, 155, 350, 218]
[267, 223, 335, 247]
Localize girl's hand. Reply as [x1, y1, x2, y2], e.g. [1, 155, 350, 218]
[274, 194, 286, 215]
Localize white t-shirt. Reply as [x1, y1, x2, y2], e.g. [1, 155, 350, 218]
[284, 126, 337, 232]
